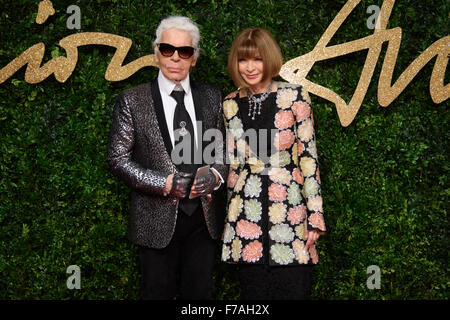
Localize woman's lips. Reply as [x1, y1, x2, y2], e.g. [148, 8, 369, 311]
[245, 74, 259, 79]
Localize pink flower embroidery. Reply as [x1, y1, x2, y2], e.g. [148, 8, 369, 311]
[227, 171, 239, 188]
[242, 240, 263, 263]
[292, 168, 304, 184]
[297, 141, 305, 155]
[274, 130, 295, 150]
[287, 205, 307, 225]
[308, 213, 326, 231]
[274, 110, 295, 130]
[236, 220, 262, 240]
[309, 245, 319, 264]
[268, 183, 287, 202]
[291, 101, 311, 122]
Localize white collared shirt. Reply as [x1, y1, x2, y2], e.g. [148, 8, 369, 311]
[157, 70, 198, 149]
[157, 70, 224, 189]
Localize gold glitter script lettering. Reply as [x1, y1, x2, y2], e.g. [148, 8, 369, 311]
[0, 0, 448, 126]
[36, 0, 55, 24]
[280, 0, 449, 126]
[0, 32, 158, 84]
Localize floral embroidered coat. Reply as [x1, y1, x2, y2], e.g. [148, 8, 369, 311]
[221, 82, 326, 266]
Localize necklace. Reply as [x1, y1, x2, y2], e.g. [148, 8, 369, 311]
[247, 81, 273, 120]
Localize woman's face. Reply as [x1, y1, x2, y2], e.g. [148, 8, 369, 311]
[238, 55, 264, 89]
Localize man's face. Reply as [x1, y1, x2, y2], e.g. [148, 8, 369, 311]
[156, 28, 197, 82]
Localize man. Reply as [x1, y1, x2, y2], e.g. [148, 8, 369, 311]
[107, 16, 227, 299]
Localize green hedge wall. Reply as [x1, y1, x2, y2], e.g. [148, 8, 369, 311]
[0, 0, 448, 299]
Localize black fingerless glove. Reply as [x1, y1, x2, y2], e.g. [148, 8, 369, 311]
[193, 169, 216, 197]
[170, 172, 193, 199]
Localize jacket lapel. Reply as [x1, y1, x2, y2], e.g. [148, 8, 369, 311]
[151, 78, 174, 157]
[191, 81, 205, 154]
[151, 78, 207, 165]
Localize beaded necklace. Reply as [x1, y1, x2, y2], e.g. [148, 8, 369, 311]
[247, 81, 273, 120]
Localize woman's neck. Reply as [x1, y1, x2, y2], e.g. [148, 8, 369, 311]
[248, 79, 272, 94]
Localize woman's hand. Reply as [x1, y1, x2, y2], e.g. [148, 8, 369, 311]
[305, 229, 321, 248]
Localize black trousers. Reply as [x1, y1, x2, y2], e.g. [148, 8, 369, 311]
[138, 207, 216, 300]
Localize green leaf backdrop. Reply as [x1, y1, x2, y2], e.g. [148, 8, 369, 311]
[0, 0, 448, 299]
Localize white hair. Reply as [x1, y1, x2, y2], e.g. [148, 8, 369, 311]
[153, 16, 201, 59]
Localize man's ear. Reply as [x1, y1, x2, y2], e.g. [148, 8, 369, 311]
[154, 49, 160, 64]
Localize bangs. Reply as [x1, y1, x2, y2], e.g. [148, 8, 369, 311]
[228, 28, 283, 88]
[237, 39, 261, 59]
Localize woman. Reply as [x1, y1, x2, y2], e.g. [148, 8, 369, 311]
[221, 28, 326, 300]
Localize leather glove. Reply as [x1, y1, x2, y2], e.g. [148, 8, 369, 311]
[170, 172, 193, 199]
[192, 169, 216, 197]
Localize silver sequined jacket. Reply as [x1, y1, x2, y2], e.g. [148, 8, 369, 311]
[107, 79, 227, 249]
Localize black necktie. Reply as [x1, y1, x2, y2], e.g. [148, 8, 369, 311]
[171, 89, 196, 169]
[171, 88, 198, 216]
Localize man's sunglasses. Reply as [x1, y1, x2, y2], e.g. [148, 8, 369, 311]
[157, 43, 195, 59]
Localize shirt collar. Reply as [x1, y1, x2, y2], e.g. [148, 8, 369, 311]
[157, 70, 191, 96]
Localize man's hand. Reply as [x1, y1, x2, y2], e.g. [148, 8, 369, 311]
[169, 172, 193, 199]
[190, 169, 217, 198]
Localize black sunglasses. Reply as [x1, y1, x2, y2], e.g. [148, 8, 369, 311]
[157, 43, 195, 59]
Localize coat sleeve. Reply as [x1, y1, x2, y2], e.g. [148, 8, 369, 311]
[293, 87, 327, 233]
[209, 88, 228, 189]
[107, 92, 168, 196]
